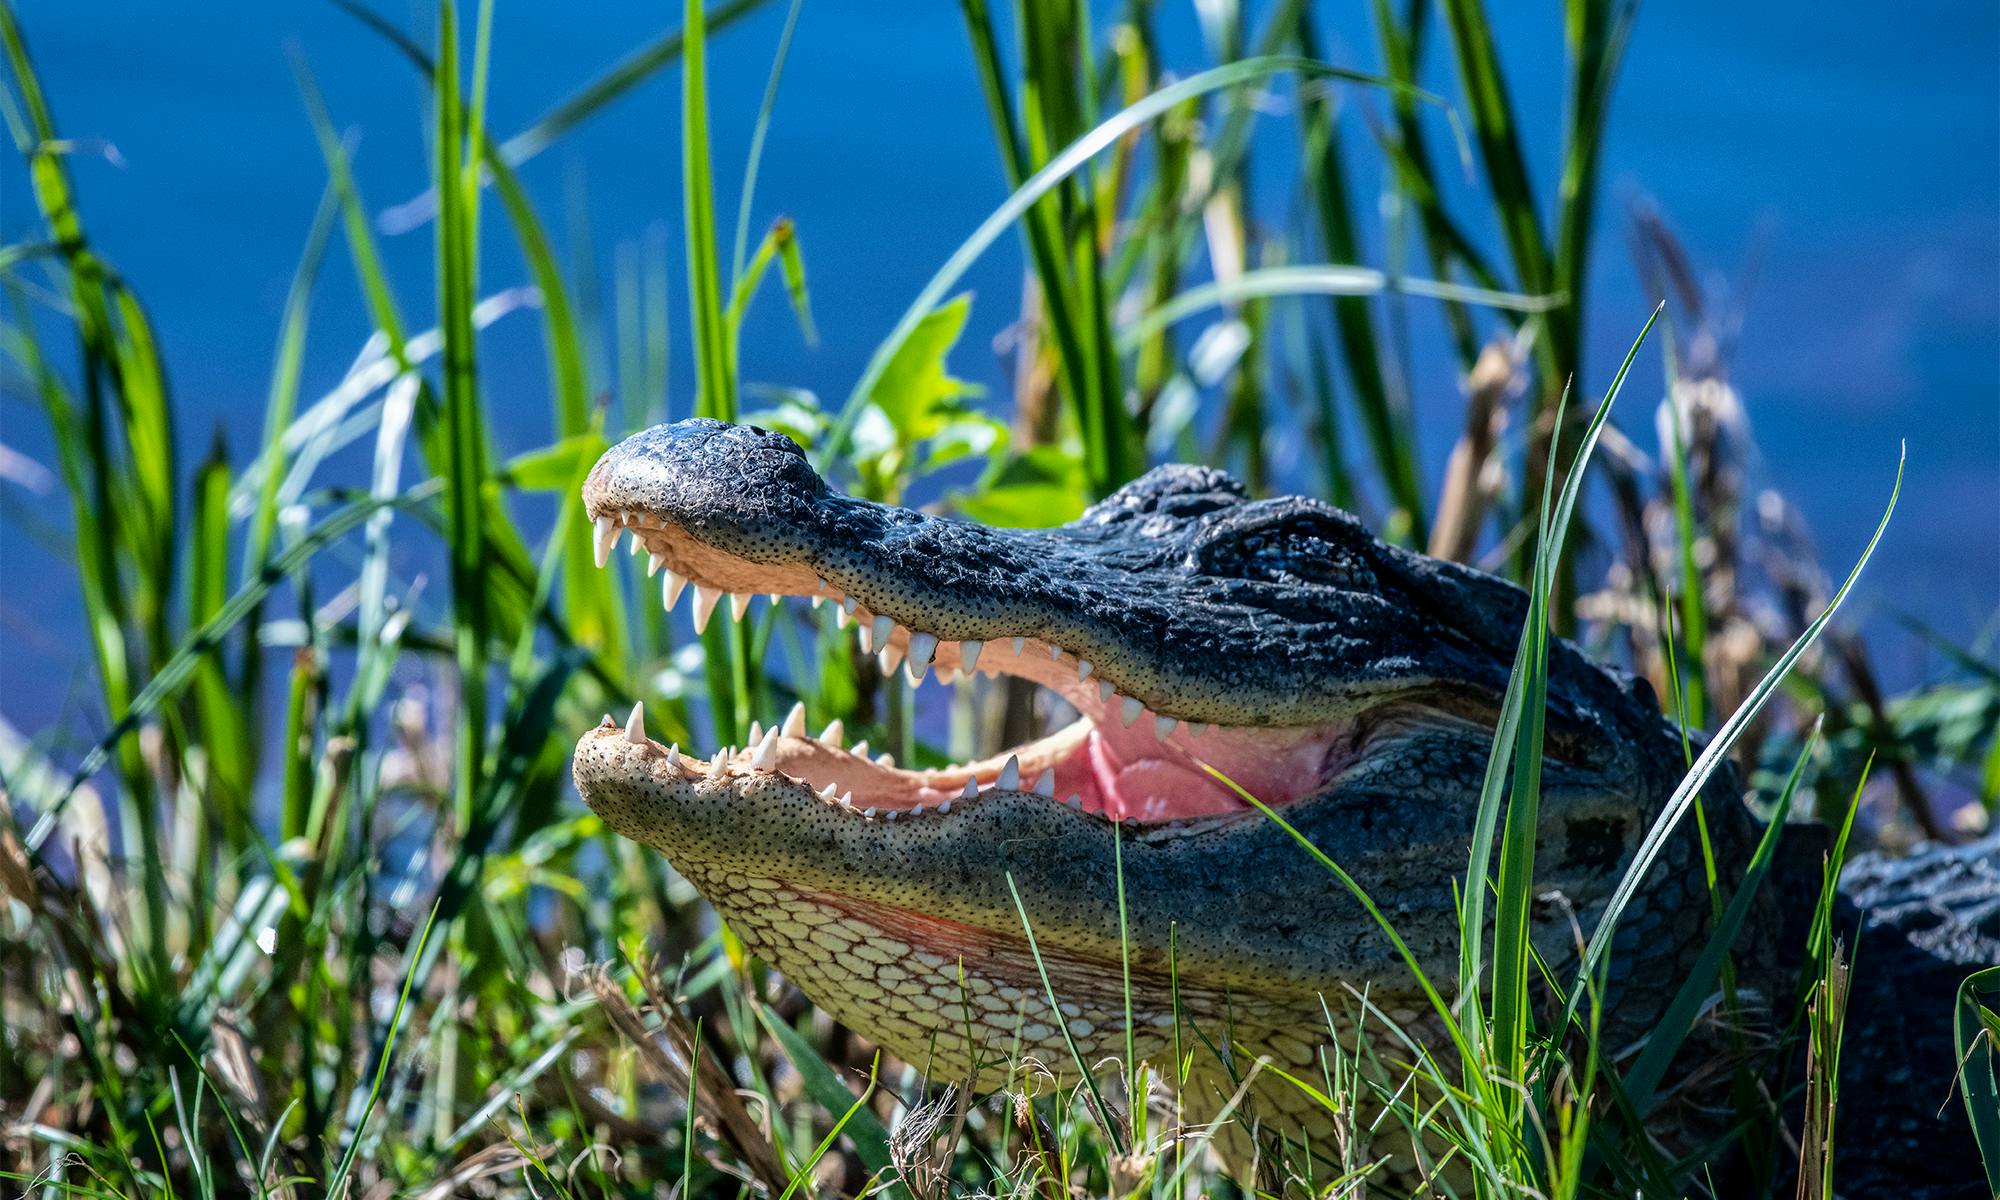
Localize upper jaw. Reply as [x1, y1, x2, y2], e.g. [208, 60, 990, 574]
[581, 418, 1566, 733]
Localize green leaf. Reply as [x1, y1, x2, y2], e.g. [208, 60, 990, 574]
[865, 292, 978, 438]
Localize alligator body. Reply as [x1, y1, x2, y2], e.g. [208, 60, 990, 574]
[571, 419, 1994, 1195]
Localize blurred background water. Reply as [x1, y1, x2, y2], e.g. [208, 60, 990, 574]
[3, 0, 1995, 735]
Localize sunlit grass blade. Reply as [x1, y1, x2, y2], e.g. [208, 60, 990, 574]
[1562, 444, 1904, 1027]
[820, 54, 1447, 473]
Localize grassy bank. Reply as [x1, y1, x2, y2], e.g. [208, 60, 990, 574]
[2, 0, 1995, 1196]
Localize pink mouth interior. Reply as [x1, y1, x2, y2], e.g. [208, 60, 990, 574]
[758, 673, 1345, 824]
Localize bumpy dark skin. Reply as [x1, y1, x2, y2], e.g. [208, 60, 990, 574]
[573, 419, 1994, 1194]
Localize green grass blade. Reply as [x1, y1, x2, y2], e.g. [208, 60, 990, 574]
[1563, 445, 1904, 1027]
[820, 55, 1442, 473]
[1953, 964, 2000, 1193]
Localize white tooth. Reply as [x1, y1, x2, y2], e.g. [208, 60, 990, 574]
[819, 719, 845, 746]
[874, 753, 896, 768]
[782, 702, 807, 738]
[856, 617, 874, 652]
[1010, 636, 1025, 657]
[860, 802, 872, 817]
[749, 728, 779, 770]
[997, 755, 1020, 791]
[663, 569, 687, 610]
[878, 644, 904, 673]
[1122, 696, 1144, 726]
[629, 534, 645, 557]
[624, 701, 646, 745]
[1066, 793, 1084, 809]
[592, 516, 617, 567]
[819, 782, 838, 798]
[884, 811, 898, 823]
[849, 740, 870, 758]
[816, 575, 830, 593]
[811, 593, 826, 609]
[1155, 715, 1177, 738]
[647, 551, 665, 576]
[961, 778, 979, 799]
[1098, 679, 1115, 703]
[841, 595, 858, 616]
[934, 668, 960, 684]
[871, 615, 894, 650]
[911, 804, 924, 816]
[665, 745, 681, 769]
[729, 591, 752, 621]
[959, 640, 983, 673]
[834, 604, 853, 629]
[691, 585, 723, 632]
[1033, 768, 1055, 797]
[1049, 644, 1063, 660]
[706, 757, 727, 780]
[905, 633, 937, 682]
[1188, 722, 1208, 738]
[746, 721, 764, 745]
[1077, 659, 1093, 680]
[937, 799, 951, 814]
[768, 593, 783, 606]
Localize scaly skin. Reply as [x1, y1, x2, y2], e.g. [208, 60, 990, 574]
[570, 419, 1992, 1192]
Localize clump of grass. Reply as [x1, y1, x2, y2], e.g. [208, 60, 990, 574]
[1, 0, 1993, 1196]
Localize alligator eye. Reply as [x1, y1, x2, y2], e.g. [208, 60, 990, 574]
[1189, 507, 1379, 590]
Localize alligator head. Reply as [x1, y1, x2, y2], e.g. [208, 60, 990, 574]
[570, 418, 1733, 1160]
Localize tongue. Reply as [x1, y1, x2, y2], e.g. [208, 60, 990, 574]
[1082, 722, 1337, 821]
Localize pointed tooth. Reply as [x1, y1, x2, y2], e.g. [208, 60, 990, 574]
[841, 595, 858, 616]
[834, 604, 853, 629]
[816, 574, 830, 594]
[811, 593, 826, 609]
[1077, 659, 1093, 680]
[961, 778, 979, 799]
[1049, 643, 1063, 660]
[729, 591, 752, 621]
[1188, 722, 1208, 737]
[1066, 793, 1083, 809]
[871, 615, 894, 651]
[1098, 679, 1115, 703]
[884, 810, 899, 822]
[937, 799, 951, 814]
[782, 702, 807, 738]
[1010, 636, 1025, 657]
[629, 533, 646, 557]
[849, 740, 869, 758]
[662, 569, 687, 610]
[1155, 715, 1177, 738]
[749, 727, 779, 770]
[691, 585, 723, 633]
[768, 593, 784, 606]
[665, 745, 681, 769]
[959, 640, 983, 673]
[706, 757, 728, 780]
[911, 804, 924, 816]
[1122, 696, 1144, 726]
[905, 632, 937, 682]
[874, 753, 895, 768]
[997, 755, 1020, 791]
[1033, 768, 1055, 797]
[819, 781, 838, 797]
[878, 644, 904, 673]
[592, 516, 618, 567]
[862, 804, 875, 817]
[623, 701, 647, 745]
[819, 719, 845, 747]
[746, 721, 764, 745]
[644, 552, 663, 577]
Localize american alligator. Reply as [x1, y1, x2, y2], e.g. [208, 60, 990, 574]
[571, 418, 1995, 1196]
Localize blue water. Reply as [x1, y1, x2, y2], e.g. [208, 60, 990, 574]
[3, 0, 1995, 737]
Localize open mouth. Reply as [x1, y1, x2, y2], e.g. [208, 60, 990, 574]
[588, 507, 1348, 827]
